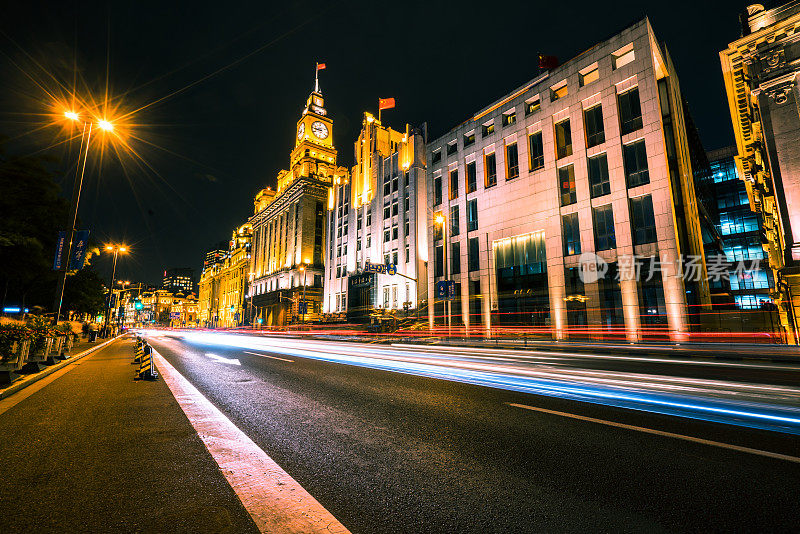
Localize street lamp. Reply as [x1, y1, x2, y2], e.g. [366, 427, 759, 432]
[52, 110, 119, 323]
[434, 213, 451, 333]
[103, 244, 128, 336]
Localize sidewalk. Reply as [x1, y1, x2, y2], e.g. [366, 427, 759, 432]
[0, 336, 120, 400]
[0, 336, 258, 533]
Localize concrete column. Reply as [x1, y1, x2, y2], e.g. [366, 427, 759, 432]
[619, 277, 641, 343]
[549, 265, 566, 341]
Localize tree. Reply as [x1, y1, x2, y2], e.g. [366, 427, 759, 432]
[61, 269, 106, 317]
[0, 146, 69, 312]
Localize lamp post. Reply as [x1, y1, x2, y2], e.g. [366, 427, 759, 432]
[53, 112, 116, 323]
[103, 244, 127, 337]
[434, 213, 451, 334]
[116, 280, 130, 330]
[299, 263, 307, 324]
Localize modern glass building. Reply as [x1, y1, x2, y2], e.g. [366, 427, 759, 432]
[705, 147, 775, 309]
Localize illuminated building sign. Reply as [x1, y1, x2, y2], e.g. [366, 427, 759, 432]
[364, 261, 396, 276]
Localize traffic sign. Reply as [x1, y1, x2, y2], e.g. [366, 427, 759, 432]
[436, 280, 456, 300]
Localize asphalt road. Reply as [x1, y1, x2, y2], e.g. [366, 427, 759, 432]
[147, 334, 800, 533]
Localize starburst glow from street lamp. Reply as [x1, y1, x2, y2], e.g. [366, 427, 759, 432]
[98, 119, 114, 131]
[64, 110, 79, 121]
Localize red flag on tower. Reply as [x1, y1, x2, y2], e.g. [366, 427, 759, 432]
[378, 97, 395, 110]
[316, 62, 326, 70]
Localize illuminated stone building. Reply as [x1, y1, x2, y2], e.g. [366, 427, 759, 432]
[720, 1, 800, 342]
[426, 18, 709, 342]
[198, 223, 253, 328]
[248, 85, 348, 326]
[323, 112, 428, 321]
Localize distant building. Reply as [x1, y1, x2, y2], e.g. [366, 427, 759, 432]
[720, 0, 800, 342]
[248, 84, 348, 325]
[198, 224, 252, 328]
[162, 267, 195, 293]
[425, 18, 709, 342]
[203, 241, 229, 272]
[323, 112, 428, 322]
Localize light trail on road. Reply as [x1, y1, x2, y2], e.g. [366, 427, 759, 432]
[143, 331, 800, 435]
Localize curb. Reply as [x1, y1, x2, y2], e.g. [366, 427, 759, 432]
[0, 334, 127, 401]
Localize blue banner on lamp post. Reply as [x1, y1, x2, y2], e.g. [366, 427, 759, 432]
[53, 231, 66, 270]
[68, 230, 90, 270]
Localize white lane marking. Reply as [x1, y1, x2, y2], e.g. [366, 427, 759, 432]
[507, 402, 800, 464]
[206, 353, 241, 365]
[243, 351, 294, 363]
[154, 352, 350, 533]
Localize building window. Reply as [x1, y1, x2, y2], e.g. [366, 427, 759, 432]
[392, 226, 398, 240]
[464, 131, 475, 147]
[624, 140, 649, 188]
[449, 169, 459, 200]
[612, 44, 635, 70]
[434, 245, 444, 277]
[433, 176, 442, 205]
[502, 110, 516, 127]
[392, 201, 398, 216]
[528, 131, 544, 171]
[579, 63, 599, 87]
[555, 119, 572, 159]
[467, 199, 478, 232]
[468, 237, 480, 272]
[366, 209, 371, 225]
[618, 87, 643, 135]
[451, 241, 461, 274]
[404, 220, 409, 236]
[432, 150, 442, 164]
[630, 195, 657, 245]
[384, 229, 390, 243]
[485, 152, 497, 187]
[383, 287, 390, 308]
[559, 164, 577, 206]
[450, 205, 460, 236]
[505, 142, 519, 180]
[584, 104, 605, 148]
[383, 176, 391, 196]
[447, 141, 458, 156]
[482, 121, 494, 137]
[405, 245, 410, 263]
[392, 251, 398, 265]
[525, 97, 540, 116]
[588, 153, 611, 198]
[562, 212, 581, 256]
[592, 204, 616, 251]
[466, 161, 477, 193]
[551, 81, 568, 101]
[383, 202, 390, 219]
[433, 218, 443, 241]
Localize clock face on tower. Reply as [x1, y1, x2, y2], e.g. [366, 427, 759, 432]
[311, 121, 329, 139]
[297, 123, 305, 140]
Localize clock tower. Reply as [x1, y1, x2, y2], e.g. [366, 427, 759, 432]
[285, 89, 337, 190]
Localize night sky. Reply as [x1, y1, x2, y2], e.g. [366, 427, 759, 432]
[1, 0, 748, 286]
